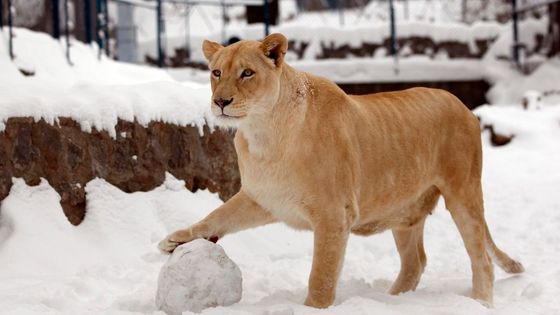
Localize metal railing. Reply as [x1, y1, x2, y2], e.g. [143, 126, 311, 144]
[1, 0, 557, 69]
[511, 0, 560, 70]
[111, 0, 271, 67]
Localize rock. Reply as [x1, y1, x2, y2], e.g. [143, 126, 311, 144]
[483, 124, 514, 146]
[156, 239, 242, 314]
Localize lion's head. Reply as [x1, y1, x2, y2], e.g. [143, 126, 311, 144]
[202, 33, 288, 125]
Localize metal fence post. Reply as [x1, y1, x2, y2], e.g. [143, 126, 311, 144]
[84, 0, 93, 44]
[117, 1, 138, 63]
[221, 0, 226, 43]
[389, 0, 396, 56]
[52, 0, 60, 39]
[389, 0, 398, 74]
[184, 4, 191, 61]
[0, 0, 4, 30]
[263, 0, 270, 36]
[338, 0, 345, 27]
[461, 0, 467, 23]
[511, 0, 520, 69]
[64, 0, 72, 65]
[7, 0, 14, 59]
[103, 0, 109, 55]
[96, 0, 105, 57]
[156, 0, 164, 67]
[404, 0, 409, 20]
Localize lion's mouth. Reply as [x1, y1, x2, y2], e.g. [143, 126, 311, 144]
[216, 113, 243, 119]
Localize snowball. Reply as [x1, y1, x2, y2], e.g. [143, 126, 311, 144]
[156, 239, 242, 314]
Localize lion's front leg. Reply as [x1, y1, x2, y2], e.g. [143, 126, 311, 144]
[158, 190, 276, 254]
[304, 218, 350, 308]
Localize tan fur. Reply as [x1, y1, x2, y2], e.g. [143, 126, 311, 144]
[159, 33, 524, 308]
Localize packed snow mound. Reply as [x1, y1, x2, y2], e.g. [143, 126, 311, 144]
[156, 239, 242, 314]
[474, 104, 560, 147]
[485, 59, 560, 105]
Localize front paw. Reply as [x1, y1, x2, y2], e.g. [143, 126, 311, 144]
[304, 294, 333, 309]
[158, 229, 192, 254]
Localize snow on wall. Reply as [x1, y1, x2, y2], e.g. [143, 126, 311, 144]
[0, 30, 24, 80]
[292, 57, 484, 83]
[0, 28, 214, 136]
[0, 80, 213, 137]
[139, 19, 506, 63]
[484, 17, 550, 60]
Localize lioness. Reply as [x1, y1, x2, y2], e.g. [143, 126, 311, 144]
[159, 33, 524, 308]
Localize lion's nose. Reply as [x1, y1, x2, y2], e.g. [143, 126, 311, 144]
[214, 98, 233, 109]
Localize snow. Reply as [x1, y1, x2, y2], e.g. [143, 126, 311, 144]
[485, 59, 560, 105]
[475, 103, 560, 147]
[140, 19, 505, 63]
[1, 107, 560, 314]
[292, 57, 484, 83]
[1, 18, 560, 315]
[0, 28, 214, 136]
[133, 0, 515, 63]
[156, 240, 242, 314]
[0, 79, 213, 136]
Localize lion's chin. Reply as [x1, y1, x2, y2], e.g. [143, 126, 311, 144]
[213, 114, 245, 129]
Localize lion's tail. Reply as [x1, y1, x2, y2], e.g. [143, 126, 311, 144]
[484, 222, 525, 274]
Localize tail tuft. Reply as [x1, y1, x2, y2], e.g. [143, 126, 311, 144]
[485, 223, 525, 274]
[497, 257, 525, 274]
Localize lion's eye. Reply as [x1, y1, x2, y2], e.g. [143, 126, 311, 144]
[241, 69, 254, 78]
[212, 70, 221, 77]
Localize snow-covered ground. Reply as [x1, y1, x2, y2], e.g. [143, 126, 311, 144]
[1, 24, 560, 315]
[1, 105, 560, 315]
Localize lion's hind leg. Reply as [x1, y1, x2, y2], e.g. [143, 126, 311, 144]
[442, 182, 495, 306]
[389, 187, 440, 295]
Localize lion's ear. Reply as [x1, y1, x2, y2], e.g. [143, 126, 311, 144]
[260, 33, 288, 67]
[202, 40, 223, 61]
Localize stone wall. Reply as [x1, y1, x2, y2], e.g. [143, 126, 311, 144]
[338, 80, 490, 109]
[0, 117, 240, 225]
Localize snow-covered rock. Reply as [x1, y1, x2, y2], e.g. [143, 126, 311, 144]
[156, 239, 242, 314]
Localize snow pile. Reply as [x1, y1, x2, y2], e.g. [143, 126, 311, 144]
[3, 28, 173, 86]
[485, 59, 560, 105]
[0, 174, 223, 314]
[0, 28, 214, 136]
[475, 103, 560, 147]
[156, 240, 242, 314]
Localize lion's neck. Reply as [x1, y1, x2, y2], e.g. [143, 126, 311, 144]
[239, 65, 312, 157]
